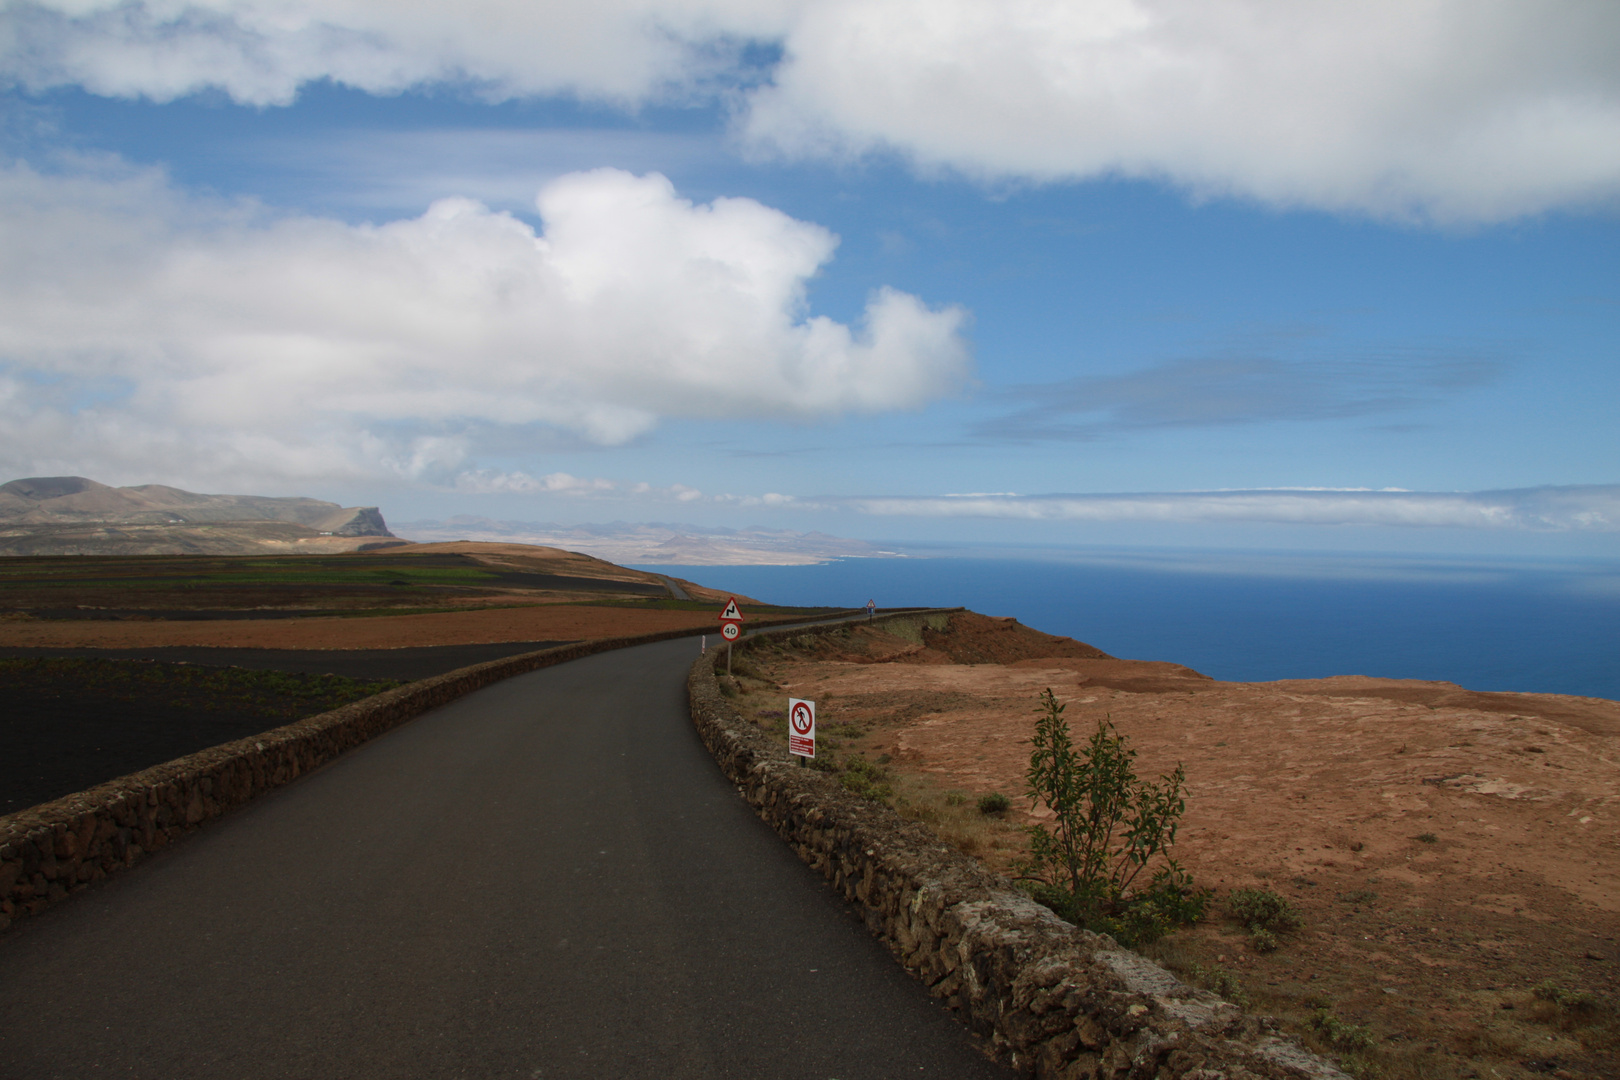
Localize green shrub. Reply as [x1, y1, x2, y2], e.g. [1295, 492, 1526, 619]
[977, 792, 1011, 815]
[1414, 832, 1438, 844]
[840, 756, 892, 801]
[1188, 963, 1249, 1009]
[1230, 888, 1302, 934]
[1534, 980, 1599, 1015]
[1311, 1009, 1376, 1053]
[1016, 688, 1208, 946]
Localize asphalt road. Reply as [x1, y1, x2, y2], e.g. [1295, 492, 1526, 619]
[0, 635, 1012, 1079]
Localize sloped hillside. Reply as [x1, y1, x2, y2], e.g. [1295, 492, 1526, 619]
[0, 476, 396, 555]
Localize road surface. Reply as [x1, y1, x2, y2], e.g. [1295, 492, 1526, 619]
[0, 635, 1011, 1079]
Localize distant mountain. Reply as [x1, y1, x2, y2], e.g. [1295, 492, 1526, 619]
[392, 516, 901, 566]
[0, 477, 400, 556]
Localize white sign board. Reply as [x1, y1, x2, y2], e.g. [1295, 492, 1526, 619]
[788, 698, 816, 758]
[720, 621, 741, 641]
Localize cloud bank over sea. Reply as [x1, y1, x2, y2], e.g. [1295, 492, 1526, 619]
[840, 485, 1620, 532]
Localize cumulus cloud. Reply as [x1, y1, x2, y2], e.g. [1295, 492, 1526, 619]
[841, 485, 1620, 532]
[979, 352, 1501, 441]
[0, 160, 969, 485]
[745, 0, 1620, 221]
[5, 1, 1619, 220]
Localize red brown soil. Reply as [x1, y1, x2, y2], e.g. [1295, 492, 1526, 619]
[0, 540, 759, 648]
[747, 613, 1620, 1080]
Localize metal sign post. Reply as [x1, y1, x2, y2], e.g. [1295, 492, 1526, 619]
[718, 597, 744, 677]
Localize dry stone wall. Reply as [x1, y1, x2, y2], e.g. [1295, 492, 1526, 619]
[0, 626, 708, 934]
[690, 615, 1347, 1080]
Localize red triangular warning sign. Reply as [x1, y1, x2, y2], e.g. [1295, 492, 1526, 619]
[719, 597, 742, 622]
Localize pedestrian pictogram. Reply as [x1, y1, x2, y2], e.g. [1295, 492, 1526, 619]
[720, 621, 741, 641]
[719, 597, 743, 622]
[788, 698, 816, 758]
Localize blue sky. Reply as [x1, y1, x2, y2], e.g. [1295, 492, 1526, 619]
[1, 1, 1616, 555]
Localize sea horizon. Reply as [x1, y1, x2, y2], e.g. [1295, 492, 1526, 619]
[634, 544, 1620, 701]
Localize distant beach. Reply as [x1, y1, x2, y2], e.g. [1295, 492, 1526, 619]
[634, 546, 1620, 700]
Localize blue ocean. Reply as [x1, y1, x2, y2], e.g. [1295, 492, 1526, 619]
[634, 547, 1620, 700]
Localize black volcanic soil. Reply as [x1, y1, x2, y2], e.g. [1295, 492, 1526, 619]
[0, 641, 578, 814]
[1, 658, 415, 814]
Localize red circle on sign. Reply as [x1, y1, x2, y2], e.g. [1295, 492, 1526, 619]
[790, 702, 813, 735]
[720, 622, 741, 641]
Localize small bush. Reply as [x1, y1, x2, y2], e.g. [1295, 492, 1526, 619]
[1311, 1009, 1376, 1054]
[944, 790, 968, 806]
[1534, 980, 1599, 1016]
[1016, 689, 1208, 945]
[1249, 927, 1279, 953]
[840, 756, 892, 801]
[1230, 888, 1302, 934]
[978, 792, 1011, 815]
[1414, 832, 1438, 844]
[1337, 890, 1378, 905]
[1188, 963, 1249, 1009]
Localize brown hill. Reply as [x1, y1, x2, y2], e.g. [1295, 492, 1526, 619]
[0, 476, 396, 556]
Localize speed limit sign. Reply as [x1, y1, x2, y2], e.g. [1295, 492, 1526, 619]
[720, 621, 741, 641]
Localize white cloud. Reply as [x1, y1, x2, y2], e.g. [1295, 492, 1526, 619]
[0, 160, 969, 485]
[0, 0, 799, 106]
[745, 0, 1620, 221]
[452, 470, 618, 496]
[6, 1, 1620, 221]
[840, 486, 1620, 532]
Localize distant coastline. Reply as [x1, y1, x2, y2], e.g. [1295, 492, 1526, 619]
[392, 516, 906, 566]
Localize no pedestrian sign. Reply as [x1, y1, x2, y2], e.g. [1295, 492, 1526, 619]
[788, 698, 816, 758]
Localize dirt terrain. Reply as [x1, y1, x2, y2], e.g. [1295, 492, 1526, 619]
[728, 614, 1620, 1080]
[0, 541, 771, 649]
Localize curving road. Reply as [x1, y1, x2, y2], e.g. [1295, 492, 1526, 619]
[0, 635, 1012, 1079]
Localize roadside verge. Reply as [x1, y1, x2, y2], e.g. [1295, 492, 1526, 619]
[688, 612, 1347, 1080]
